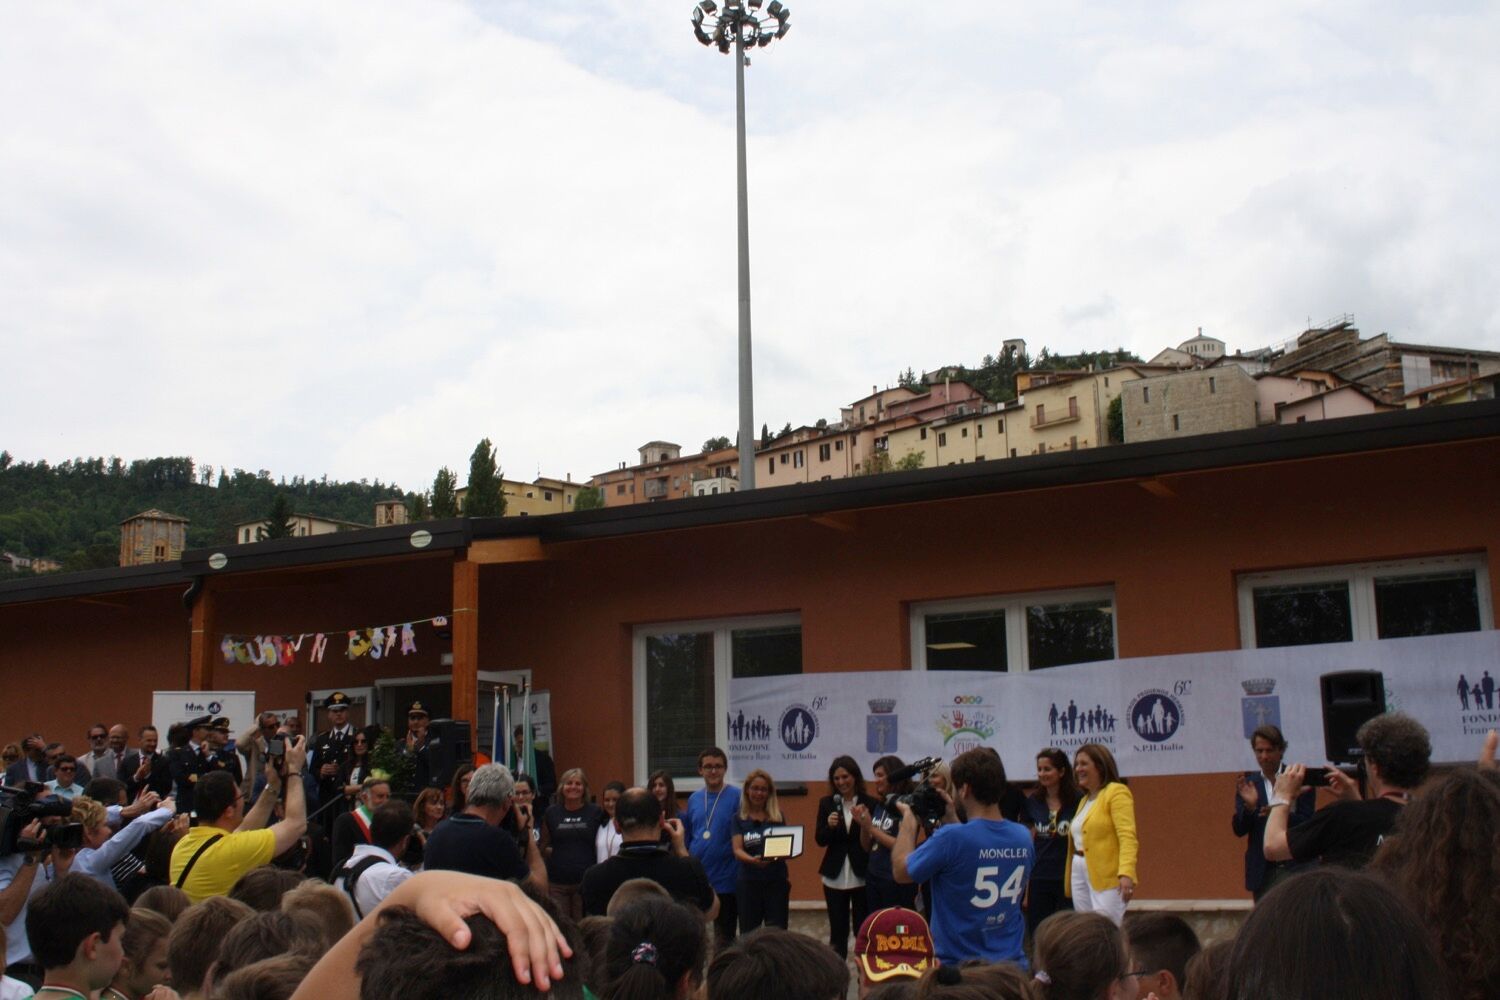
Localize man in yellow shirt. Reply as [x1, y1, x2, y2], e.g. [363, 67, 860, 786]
[169, 735, 308, 902]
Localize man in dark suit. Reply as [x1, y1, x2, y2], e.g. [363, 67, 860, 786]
[128, 724, 173, 799]
[205, 717, 244, 785]
[4, 733, 51, 785]
[1232, 724, 1314, 899]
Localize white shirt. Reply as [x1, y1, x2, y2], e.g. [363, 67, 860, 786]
[337, 844, 411, 916]
[596, 819, 623, 863]
[821, 799, 864, 891]
[73, 806, 175, 887]
[1, 975, 31, 1000]
[1072, 795, 1096, 852]
[0, 854, 57, 965]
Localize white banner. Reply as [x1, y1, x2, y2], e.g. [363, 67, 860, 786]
[725, 631, 1500, 781]
[151, 690, 258, 738]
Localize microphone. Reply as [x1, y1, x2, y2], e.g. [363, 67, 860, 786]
[832, 793, 843, 808]
[885, 756, 941, 786]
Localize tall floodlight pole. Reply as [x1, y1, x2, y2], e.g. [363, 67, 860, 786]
[691, 1, 790, 491]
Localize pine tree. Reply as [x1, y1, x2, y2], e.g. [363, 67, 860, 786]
[431, 468, 459, 518]
[411, 492, 430, 520]
[260, 494, 295, 540]
[464, 438, 505, 517]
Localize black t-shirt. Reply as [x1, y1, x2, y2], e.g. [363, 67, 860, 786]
[423, 814, 529, 881]
[581, 843, 716, 916]
[1286, 797, 1402, 869]
[544, 803, 604, 885]
[733, 815, 789, 883]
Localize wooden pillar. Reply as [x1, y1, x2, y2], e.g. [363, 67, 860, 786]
[188, 584, 216, 691]
[451, 558, 480, 734]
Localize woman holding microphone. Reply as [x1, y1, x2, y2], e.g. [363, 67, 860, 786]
[1066, 743, 1138, 925]
[1025, 747, 1079, 935]
[815, 755, 880, 959]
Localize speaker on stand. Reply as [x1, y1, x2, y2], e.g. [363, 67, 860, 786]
[426, 719, 472, 790]
[1319, 671, 1387, 765]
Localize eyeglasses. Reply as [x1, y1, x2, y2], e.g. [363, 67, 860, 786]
[89, 733, 107, 741]
[1120, 970, 1152, 982]
[700, 764, 726, 771]
[56, 765, 76, 773]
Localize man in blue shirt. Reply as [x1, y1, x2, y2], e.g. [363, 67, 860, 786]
[682, 746, 740, 949]
[893, 748, 1034, 966]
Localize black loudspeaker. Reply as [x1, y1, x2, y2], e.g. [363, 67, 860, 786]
[426, 719, 472, 790]
[1320, 671, 1386, 764]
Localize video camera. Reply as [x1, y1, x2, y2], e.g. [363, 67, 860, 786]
[0, 783, 83, 855]
[884, 756, 948, 834]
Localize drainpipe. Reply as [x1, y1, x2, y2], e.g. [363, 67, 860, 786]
[182, 576, 204, 689]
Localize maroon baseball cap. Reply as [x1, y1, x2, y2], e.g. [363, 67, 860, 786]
[855, 907, 934, 982]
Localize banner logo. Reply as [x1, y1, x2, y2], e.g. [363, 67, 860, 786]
[1047, 700, 1116, 737]
[1240, 678, 1280, 738]
[1128, 689, 1183, 745]
[1456, 671, 1499, 735]
[937, 704, 996, 754]
[780, 705, 819, 752]
[727, 711, 771, 743]
[867, 699, 898, 754]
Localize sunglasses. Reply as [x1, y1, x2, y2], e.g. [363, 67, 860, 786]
[56, 765, 76, 772]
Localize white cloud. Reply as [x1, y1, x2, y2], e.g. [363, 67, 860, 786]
[1, 1, 1496, 492]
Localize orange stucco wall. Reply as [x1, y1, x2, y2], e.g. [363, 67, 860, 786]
[2, 436, 1497, 905]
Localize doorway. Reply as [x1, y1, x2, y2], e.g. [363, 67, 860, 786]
[306, 686, 374, 734]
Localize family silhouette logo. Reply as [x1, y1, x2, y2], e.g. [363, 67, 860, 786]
[1128, 689, 1184, 746]
[780, 705, 819, 752]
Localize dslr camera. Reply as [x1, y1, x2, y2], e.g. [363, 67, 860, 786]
[0, 783, 84, 855]
[886, 756, 948, 835]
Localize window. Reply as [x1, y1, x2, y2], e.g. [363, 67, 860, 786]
[1172, 414, 1180, 431]
[1038, 442, 1046, 455]
[526, 491, 534, 498]
[780, 454, 788, 465]
[1068, 396, 1078, 418]
[1010, 448, 1017, 458]
[938, 432, 948, 447]
[835, 440, 844, 451]
[634, 615, 803, 784]
[793, 451, 804, 468]
[767, 458, 775, 475]
[961, 427, 969, 438]
[1209, 377, 1217, 394]
[819, 443, 831, 461]
[617, 484, 626, 495]
[1238, 556, 1491, 648]
[976, 454, 985, 461]
[1143, 387, 1151, 403]
[1036, 404, 1045, 423]
[911, 588, 1116, 672]
[544, 491, 553, 501]
[998, 418, 1005, 434]
[920, 427, 928, 440]
[977, 423, 984, 439]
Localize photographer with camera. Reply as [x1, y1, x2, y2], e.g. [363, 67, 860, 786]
[0, 789, 81, 987]
[891, 748, 1034, 967]
[854, 755, 919, 912]
[1262, 712, 1431, 871]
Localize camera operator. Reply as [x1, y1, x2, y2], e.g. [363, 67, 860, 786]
[0, 813, 79, 987]
[891, 748, 1034, 966]
[1263, 712, 1431, 870]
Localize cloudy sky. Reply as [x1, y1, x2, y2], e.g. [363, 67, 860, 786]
[3, 1, 1497, 492]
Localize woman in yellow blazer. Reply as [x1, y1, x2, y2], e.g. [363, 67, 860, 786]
[1064, 743, 1137, 926]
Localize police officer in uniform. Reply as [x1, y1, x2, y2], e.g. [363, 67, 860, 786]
[311, 692, 358, 814]
[399, 701, 433, 790]
[168, 715, 213, 815]
[205, 717, 245, 785]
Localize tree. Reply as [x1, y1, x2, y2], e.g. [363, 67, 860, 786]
[574, 486, 604, 511]
[259, 494, 295, 540]
[815, 418, 828, 430]
[431, 468, 459, 518]
[464, 438, 505, 517]
[1107, 395, 1124, 444]
[702, 436, 731, 453]
[760, 423, 770, 448]
[410, 492, 430, 520]
[898, 367, 921, 389]
[0, 450, 11, 470]
[895, 452, 926, 471]
[779, 422, 792, 438]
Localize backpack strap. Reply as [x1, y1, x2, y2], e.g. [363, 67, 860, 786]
[174, 833, 225, 889]
[339, 855, 386, 918]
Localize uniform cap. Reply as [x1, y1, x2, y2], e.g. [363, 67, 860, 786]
[324, 691, 352, 709]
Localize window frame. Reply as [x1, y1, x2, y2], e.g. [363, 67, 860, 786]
[908, 586, 1118, 673]
[1237, 554, 1492, 648]
[632, 612, 803, 788]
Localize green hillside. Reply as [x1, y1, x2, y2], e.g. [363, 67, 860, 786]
[0, 452, 411, 573]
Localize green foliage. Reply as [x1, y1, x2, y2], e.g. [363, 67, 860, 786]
[760, 423, 770, 448]
[0, 453, 414, 563]
[1107, 395, 1124, 444]
[815, 418, 827, 430]
[260, 494, 295, 540]
[702, 436, 731, 453]
[895, 452, 926, 471]
[369, 730, 414, 796]
[574, 486, 604, 511]
[464, 439, 505, 517]
[857, 452, 892, 476]
[431, 468, 459, 518]
[892, 343, 1142, 405]
[779, 422, 792, 438]
[897, 367, 921, 388]
[410, 492, 430, 520]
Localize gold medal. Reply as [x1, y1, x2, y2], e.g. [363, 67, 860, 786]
[703, 830, 712, 839]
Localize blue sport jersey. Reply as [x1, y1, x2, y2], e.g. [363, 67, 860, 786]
[684, 784, 742, 893]
[904, 817, 1034, 966]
